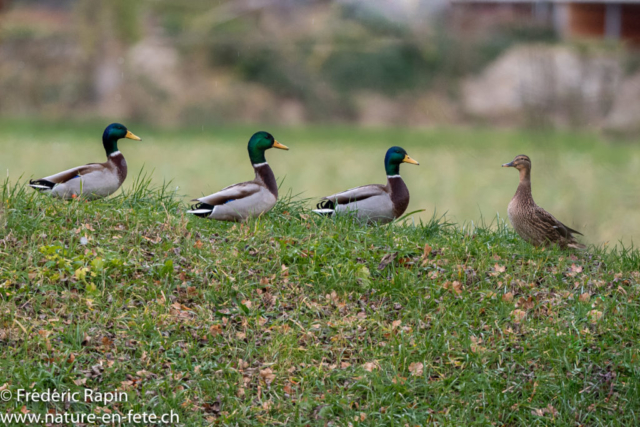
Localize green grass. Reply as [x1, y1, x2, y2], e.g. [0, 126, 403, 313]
[2, 175, 640, 425]
[1, 120, 640, 245]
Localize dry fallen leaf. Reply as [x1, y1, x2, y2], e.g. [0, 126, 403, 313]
[259, 368, 276, 385]
[378, 252, 398, 270]
[546, 404, 559, 417]
[470, 336, 486, 353]
[588, 310, 603, 323]
[511, 309, 527, 323]
[363, 362, 378, 372]
[502, 292, 514, 302]
[579, 292, 590, 303]
[443, 281, 463, 295]
[532, 404, 559, 418]
[451, 281, 463, 295]
[516, 296, 535, 310]
[408, 362, 423, 377]
[421, 244, 432, 265]
[392, 376, 407, 385]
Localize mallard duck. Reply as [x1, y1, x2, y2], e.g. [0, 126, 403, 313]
[313, 146, 419, 224]
[29, 123, 142, 200]
[187, 131, 289, 222]
[503, 154, 585, 249]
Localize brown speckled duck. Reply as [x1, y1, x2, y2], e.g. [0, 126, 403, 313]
[502, 154, 586, 249]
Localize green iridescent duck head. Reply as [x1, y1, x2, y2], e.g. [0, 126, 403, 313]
[102, 123, 141, 156]
[384, 146, 419, 176]
[247, 131, 288, 165]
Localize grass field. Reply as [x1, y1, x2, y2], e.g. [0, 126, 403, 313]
[2, 121, 640, 424]
[1, 120, 640, 246]
[2, 176, 640, 425]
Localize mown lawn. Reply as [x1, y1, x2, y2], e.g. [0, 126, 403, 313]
[1, 178, 640, 425]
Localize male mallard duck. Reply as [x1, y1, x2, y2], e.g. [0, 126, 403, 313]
[29, 123, 142, 200]
[187, 131, 289, 222]
[503, 154, 585, 249]
[313, 146, 419, 224]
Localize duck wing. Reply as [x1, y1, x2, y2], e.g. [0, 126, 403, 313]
[323, 184, 387, 205]
[29, 163, 104, 190]
[188, 181, 265, 218]
[192, 181, 262, 207]
[533, 206, 582, 238]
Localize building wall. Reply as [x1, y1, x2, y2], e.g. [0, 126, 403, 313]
[451, 1, 640, 47]
[450, 3, 548, 35]
[568, 3, 640, 46]
[568, 3, 606, 37]
[622, 4, 640, 44]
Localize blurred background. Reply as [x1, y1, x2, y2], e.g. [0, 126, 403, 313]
[1, 0, 640, 245]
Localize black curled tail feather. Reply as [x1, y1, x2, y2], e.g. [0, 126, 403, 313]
[316, 199, 335, 210]
[29, 179, 55, 191]
[189, 202, 215, 218]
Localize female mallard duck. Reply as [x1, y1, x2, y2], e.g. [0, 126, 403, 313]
[503, 154, 585, 249]
[313, 146, 419, 224]
[29, 123, 142, 200]
[187, 131, 289, 222]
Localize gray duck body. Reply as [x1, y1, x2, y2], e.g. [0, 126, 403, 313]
[326, 176, 410, 224]
[192, 163, 278, 222]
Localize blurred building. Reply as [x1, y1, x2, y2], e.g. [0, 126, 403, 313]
[451, 0, 640, 46]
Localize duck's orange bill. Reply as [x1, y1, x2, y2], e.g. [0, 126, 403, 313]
[273, 140, 289, 150]
[125, 131, 142, 141]
[403, 155, 419, 165]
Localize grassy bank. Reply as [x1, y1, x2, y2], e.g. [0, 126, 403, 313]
[1, 120, 640, 245]
[1, 178, 640, 425]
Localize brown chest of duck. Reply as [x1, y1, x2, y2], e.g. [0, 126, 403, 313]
[313, 146, 419, 224]
[502, 154, 585, 249]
